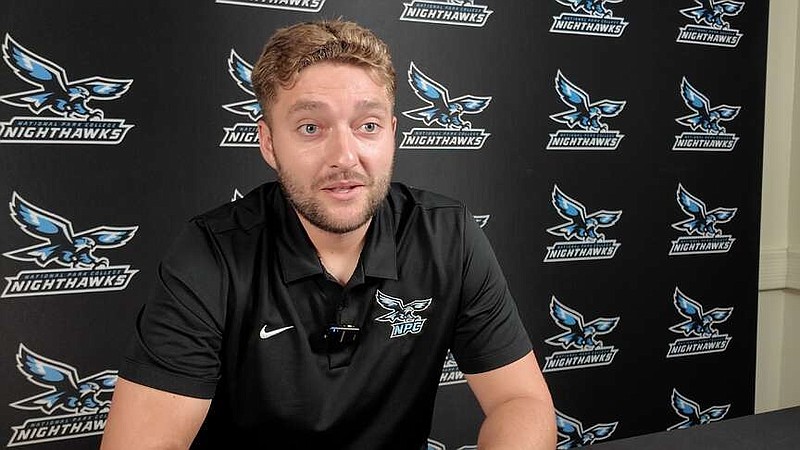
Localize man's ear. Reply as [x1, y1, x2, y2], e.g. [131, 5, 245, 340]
[258, 119, 277, 170]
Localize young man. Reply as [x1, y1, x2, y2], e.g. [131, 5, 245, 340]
[101, 20, 555, 449]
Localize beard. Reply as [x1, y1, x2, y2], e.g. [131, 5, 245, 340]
[275, 162, 392, 235]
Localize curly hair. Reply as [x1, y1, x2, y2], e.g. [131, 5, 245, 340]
[251, 19, 396, 122]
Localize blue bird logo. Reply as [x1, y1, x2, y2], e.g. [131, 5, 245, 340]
[5, 192, 137, 269]
[403, 62, 491, 129]
[550, 71, 625, 132]
[556, 0, 623, 17]
[546, 297, 619, 350]
[556, 409, 617, 448]
[669, 389, 729, 430]
[11, 344, 117, 414]
[670, 288, 732, 337]
[547, 185, 621, 242]
[681, 0, 745, 29]
[222, 49, 261, 121]
[672, 184, 737, 237]
[1, 34, 131, 120]
[676, 78, 739, 134]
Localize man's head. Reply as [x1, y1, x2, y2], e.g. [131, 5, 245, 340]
[253, 20, 397, 236]
[252, 20, 396, 124]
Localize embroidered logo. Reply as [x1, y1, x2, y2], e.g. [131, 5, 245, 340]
[374, 289, 432, 338]
[7, 344, 117, 447]
[0, 34, 134, 145]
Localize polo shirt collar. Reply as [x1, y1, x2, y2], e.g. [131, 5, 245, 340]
[269, 184, 398, 284]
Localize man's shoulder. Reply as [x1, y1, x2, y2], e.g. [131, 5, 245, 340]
[191, 183, 277, 235]
[388, 182, 465, 216]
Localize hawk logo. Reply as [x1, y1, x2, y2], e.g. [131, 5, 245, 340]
[215, 0, 325, 12]
[400, 0, 493, 28]
[400, 62, 491, 150]
[543, 296, 620, 372]
[669, 184, 737, 255]
[676, 1, 745, 47]
[674, 78, 740, 151]
[667, 287, 732, 358]
[374, 289, 432, 338]
[668, 389, 730, 430]
[0, 34, 134, 144]
[439, 350, 466, 386]
[7, 344, 117, 447]
[556, 409, 618, 449]
[548, 71, 625, 151]
[2, 192, 138, 298]
[544, 185, 621, 262]
[550, 0, 629, 38]
[220, 49, 260, 147]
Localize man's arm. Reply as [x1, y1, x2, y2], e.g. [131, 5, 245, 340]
[465, 351, 556, 450]
[100, 377, 211, 450]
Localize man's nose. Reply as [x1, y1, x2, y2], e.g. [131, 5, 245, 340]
[327, 127, 358, 168]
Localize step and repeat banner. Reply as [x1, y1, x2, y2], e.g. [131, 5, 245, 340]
[0, 1, 767, 448]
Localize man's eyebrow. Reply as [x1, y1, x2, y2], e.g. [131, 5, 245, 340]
[288, 100, 326, 115]
[356, 99, 392, 114]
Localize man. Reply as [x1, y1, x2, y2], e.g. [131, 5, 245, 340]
[101, 20, 555, 449]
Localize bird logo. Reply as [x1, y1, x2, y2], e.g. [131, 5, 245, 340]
[680, 0, 745, 29]
[403, 62, 491, 130]
[672, 184, 737, 237]
[556, 409, 617, 448]
[5, 192, 137, 269]
[676, 78, 739, 134]
[546, 297, 619, 350]
[668, 389, 730, 430]
[222, 49, 261, 121]
[1, 34, 131, 120]
[670, 288, 732, 338]
[375, 289, 432, 338]
[547, 185, 621, 242]
[556, 0, 623, 17]
[11, 344, 118, 415]
[550, 71, 625, 133]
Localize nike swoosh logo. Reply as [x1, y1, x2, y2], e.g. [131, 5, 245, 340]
[259, 325, 294, 340]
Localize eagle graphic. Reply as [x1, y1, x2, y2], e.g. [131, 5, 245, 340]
[672, 184, 737, 237]
[1, 34, 131, 120]
[550, 70, 625, 132]
[556, 409, 617, 449]
[546, 297, 619, 350]
[375, 289, 432, 323]
[669, 389, 729, 430]
[676, 78, 740, 134]
[547, 185, 621, 242]
[222, 49, 261, 121]
[681, 0, 745, 29]
[670, 288, 732, 337]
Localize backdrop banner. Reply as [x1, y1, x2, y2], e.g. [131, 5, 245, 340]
[0, 1, 767, 448]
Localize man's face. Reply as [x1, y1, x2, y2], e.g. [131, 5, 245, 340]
[258, 62, 396, 235]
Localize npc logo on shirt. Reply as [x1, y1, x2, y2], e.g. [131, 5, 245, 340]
[400, 62, 491, 150]
[669, 184, 737, 256]
[0, 34, 134, 145]
[542, 296, 620, 373]
[2, 192, 138, 298]
[374, 289, 432, 338]
[667, 287, 732, 358]
[220, 49, 260, 147]
[550, 0, 629, 38]
[7, 344, 117, 447]
[676, 1, 745, 47]
[544, 185, 622, 262]
[673, 78, 740, 152]
[399, 1, 493, 28]
[214, 0, 325, 12]
[668, 389, 730, 430]
[547, 71, 625, 151]
[556, 409, 618, 448]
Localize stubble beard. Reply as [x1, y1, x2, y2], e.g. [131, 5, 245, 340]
[276, 164, 392, 235]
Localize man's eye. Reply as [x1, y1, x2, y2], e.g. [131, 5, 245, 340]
[362, 123, 378, 133]
[300, 124, 318, 134]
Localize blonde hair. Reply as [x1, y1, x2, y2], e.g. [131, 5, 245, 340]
[251, 19, 396, 122]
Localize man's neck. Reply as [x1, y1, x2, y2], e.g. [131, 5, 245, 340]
[297, 215, 371, 286]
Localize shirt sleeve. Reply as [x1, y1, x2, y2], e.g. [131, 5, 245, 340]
[119, 218, 227, 398]
[450, 207, 532, 374]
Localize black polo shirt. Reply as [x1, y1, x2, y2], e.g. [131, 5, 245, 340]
[120, 182, 531, 449]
